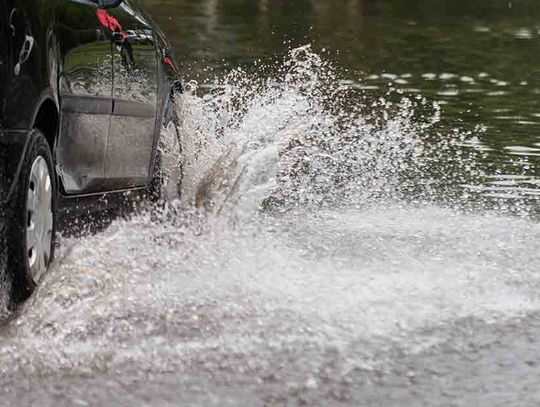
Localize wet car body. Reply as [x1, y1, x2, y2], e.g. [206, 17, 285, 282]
[0, 0, 182, 302]
[1, 0, 181, 199]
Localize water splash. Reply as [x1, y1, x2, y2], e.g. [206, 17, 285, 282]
[170, 45, 452, 218]
[168, 45, 530, 222]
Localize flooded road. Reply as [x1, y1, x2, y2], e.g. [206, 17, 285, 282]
[2, 206, 540, 406]
[2, 0, 540, 405]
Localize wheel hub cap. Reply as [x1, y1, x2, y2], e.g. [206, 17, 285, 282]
[26, 156, 53, 283]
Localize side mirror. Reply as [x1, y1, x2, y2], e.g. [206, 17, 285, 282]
[99, 0, 123, 8]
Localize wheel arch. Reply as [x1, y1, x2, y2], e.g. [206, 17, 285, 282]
[32, 96, 59, 154]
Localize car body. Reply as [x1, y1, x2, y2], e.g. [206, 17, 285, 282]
[0, 0, 182, 304]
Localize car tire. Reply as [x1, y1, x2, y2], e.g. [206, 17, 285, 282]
[6, 130, 56, 306]
[149, 103, 183, 203]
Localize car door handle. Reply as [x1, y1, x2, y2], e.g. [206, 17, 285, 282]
[9, 8, 16, 37]
[14, 35, 34, 76]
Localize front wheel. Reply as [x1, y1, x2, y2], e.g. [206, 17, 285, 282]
[149, 106, 183, 203]
[7, 130, 56, 305]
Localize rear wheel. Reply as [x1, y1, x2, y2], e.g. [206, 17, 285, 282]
[7, 130, 55, 305]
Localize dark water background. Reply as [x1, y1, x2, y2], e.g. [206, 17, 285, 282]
[143, 0, 540, 207]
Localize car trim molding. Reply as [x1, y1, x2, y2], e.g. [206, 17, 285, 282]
[61, 95, 113, 115]
[113, 99, 155, 118]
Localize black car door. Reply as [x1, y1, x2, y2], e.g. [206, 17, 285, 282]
[98, 0, 159, 188]
[55, 0, 114, 194]
[4, 0, 40, 129]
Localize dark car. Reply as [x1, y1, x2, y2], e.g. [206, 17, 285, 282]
[0, 0, 183, 304]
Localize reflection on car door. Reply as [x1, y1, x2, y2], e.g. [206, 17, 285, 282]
[56, 0, 114, 194]
[101, 0, 159, 188]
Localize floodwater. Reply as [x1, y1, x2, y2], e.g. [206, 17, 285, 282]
[2, 0, 540, 405]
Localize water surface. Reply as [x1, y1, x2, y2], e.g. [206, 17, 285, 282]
[145, 0, 540, 205]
